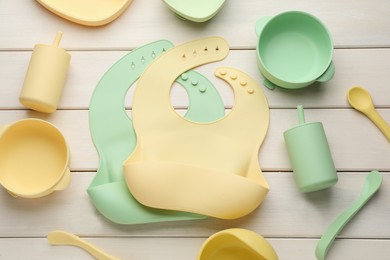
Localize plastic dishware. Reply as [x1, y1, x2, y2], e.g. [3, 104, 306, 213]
[255, 11, 335, 90]
[284, 105, 338, 192]
[124, 37, 270, 219]
[162, 0, 226, 22]
[347, 86, 390, 142]
[88, 40, 225, 224]
[48, 230, 119, 260]
[197, 228, 278, 260]
[36, 0, 133, 26]
[0, 119, 70, 198]
[315, 171, 382, 260]
[20, 32, 70, 113]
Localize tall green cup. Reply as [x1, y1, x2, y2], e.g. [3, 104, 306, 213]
[284, 105, 338, 192]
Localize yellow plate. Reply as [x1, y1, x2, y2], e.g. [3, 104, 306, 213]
[36, 0, 133, 26]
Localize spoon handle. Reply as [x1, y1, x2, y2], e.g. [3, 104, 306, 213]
[315, 172, 381, 260]
[315, 196, 369, 260]
[366, 109, 390, 142]
[48, 230, 120, 260]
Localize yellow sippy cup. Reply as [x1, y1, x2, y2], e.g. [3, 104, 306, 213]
[20, 32, 71, 113]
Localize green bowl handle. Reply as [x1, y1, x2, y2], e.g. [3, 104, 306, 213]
[263, 78, 277, 90]
[255, 16, 272, 37]
[316, 61, 335, 83]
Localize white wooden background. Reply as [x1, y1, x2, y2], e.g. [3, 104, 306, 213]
[1, 1, 390, 259]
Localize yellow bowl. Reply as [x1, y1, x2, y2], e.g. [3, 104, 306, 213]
[0, 119, 70, 198]
[198, 228, 278, 260]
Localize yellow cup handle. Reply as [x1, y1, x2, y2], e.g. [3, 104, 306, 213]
[54, 168, 71, 191]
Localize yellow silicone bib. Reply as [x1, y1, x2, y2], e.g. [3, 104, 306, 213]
[124, 37, 270, 219]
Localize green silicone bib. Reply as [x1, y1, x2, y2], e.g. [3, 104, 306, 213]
[88, 40, 225, 224]
[124, 37, 270, 219]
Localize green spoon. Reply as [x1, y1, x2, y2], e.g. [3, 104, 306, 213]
[315, 171, 382, 260]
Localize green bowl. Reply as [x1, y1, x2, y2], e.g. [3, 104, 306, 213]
[162, 0, 226, 22]
[255, 11, 334, 90]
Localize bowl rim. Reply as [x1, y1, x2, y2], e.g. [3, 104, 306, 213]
[256, 10, 333, 85]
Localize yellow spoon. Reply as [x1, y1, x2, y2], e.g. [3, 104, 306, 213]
[347, 86, 390, 142]
[47, 230, 119, 260]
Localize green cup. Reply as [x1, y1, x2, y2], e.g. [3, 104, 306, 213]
[284, 105, 338, 192]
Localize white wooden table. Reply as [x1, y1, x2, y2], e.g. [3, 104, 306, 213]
[1, 1, 390, 259]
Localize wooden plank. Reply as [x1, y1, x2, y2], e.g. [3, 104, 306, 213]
[0, 237, 389, 260]
[0, 172, 388, 239]
[0, 109, 389, 171]
[1, 1, 389, 49]
[1, 2, 389, 259]
[1, 48, 390, 110]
